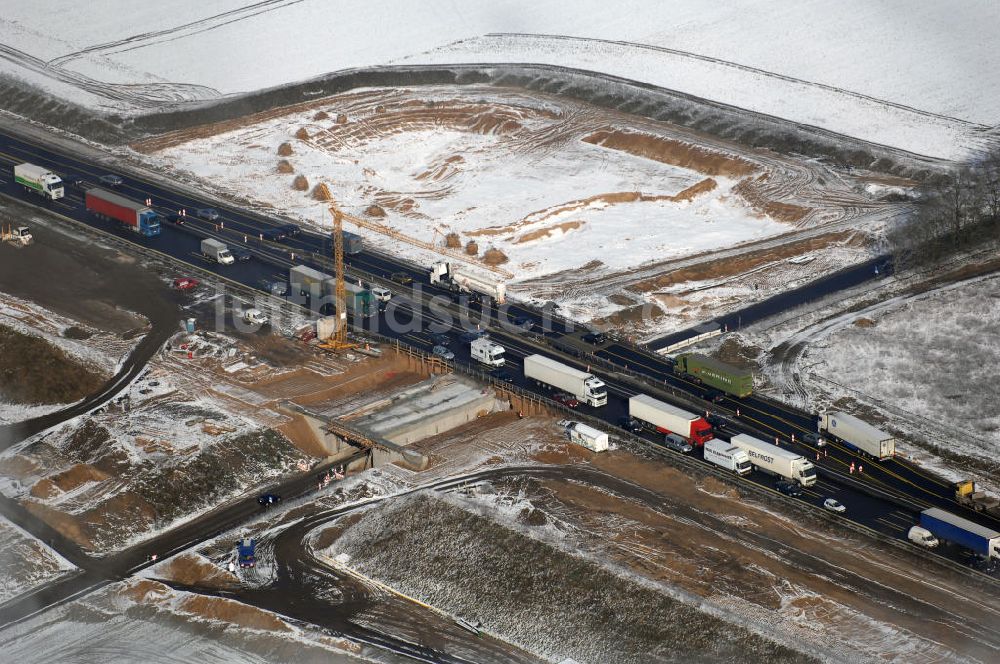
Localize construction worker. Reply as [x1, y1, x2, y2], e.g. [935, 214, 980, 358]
[850, 462, 855, 474]
[859, 465, 864, 474]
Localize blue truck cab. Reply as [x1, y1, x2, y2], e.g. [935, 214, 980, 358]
[237, 537, 257, 568]
[139, 210, 161, 237]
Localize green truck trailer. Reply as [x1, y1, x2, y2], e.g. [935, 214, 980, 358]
[673, 353, 753, 398]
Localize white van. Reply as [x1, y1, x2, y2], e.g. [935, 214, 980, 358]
[370, 286, 392, 302]
[907, 526, 939, 548]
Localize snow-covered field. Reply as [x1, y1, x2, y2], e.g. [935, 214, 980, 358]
[2, 1, 997, 158]
[0, 580, 364, 663]
[799, 274, 1000, 465]
[153, 89, 788, 285]
[0, 515, 76, 605]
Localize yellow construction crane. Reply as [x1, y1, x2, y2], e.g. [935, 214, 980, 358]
[316, 206, 356, 351]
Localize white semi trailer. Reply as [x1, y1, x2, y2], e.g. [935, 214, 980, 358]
[13, 163, 64, 201]
[429, 261, 506, 304]
[819, 411, 895, 460]
[729, 433, 817, 486]
[523, 354, 607, 407]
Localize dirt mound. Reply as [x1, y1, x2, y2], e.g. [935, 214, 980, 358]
[276, 159, 294, 174]
[853, 318, 876, 328]
[62, 326, 92, 340]
[0, 325, 107, 405]
[277, 142, 293, 156]
[312, 182, 333, 201]
[516, 220, 583, 244]
[583, 129, 757, 178]
[294, 127, 310, 141]
[121, 579, 171, 603]
[292, 174, 309, 191]
[313, 110, 329, 121]
[673, 177, 718, 201]
[24, 501, 93, 548]
[335, 113, 348, 124]
[443, 232, 461, 248]
[30, 463, 108, 498]
[364, 204, 386, 217]
[465, 239, 479, 255]
[518, 506, 548, 526]
[482, 247, 509, 265]
[733, 175, 810, 222]
[159, 552, 239, 589]
[180, 594, 291, 632]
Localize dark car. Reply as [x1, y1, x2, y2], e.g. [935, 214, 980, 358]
[490, 368, 515, 383]
[509, 315, 533, 331]
[582, 331, 608, 345]
[230, 247, 252, 262]
[390, 271, 413, 285]
[775, 481, 803, 497]
[552, 392, 579, 408]
[802, 432, 827, 447]
[257, 493, 281, 506]
[617, 416, 643, 434]
[196, 208, 220, 221]
[460, 329, 488, 343]
[704, 389, 726, 404]
[165, 212, 185, 225]
[429, 332, 450, 346]
[706, 413, 734, 431]
[278, 223, 301, 237]
[260, 227, 286, 241]
[98, 174, 123, 187]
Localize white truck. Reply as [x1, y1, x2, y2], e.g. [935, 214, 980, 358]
[429, 261, 506, 304]
[523, 354, 607, 407]
[560, 420, 609, 452]
[818, 411, 895, 460]
[703, 438, 752, 476]
[201, 238, 235, 265]
[1, 225, 32, 246]
[13, 163, 64, 201]
[470, 337, 505, 367]
[627, 394, 714, 446]
[729, 433, 818, 487]
[243, 309, 269, 326]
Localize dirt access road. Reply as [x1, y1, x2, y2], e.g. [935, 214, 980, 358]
[0, 202, 181, 448]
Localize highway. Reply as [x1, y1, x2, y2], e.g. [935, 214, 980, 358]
[1, 127, 998, 581]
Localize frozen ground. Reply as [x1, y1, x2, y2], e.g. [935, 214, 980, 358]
[0, 580, 365, 663]
[795, 274, 1000, 467]
[144, 85, 893, 334]
[0, 515, 75, 604]
[2, 1, 998, 158]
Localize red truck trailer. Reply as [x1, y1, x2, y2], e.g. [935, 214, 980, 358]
[85, 188, 161, 237]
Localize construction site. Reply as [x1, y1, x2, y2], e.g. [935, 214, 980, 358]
[137, 85, 908, 340]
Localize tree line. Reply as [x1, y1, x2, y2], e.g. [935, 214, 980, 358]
[889, 149, 1000, 268]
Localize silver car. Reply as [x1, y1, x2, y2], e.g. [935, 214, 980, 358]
[663, 433, 693, 454]
[432, 345, 455, 361]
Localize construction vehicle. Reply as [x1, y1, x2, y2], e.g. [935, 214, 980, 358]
[673, 353, 753, 398]
[13, 163, 64, 201]
[237, 537, 257, 568]
[954, 480, 1000, 516]
[1, 224, 32, 246]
